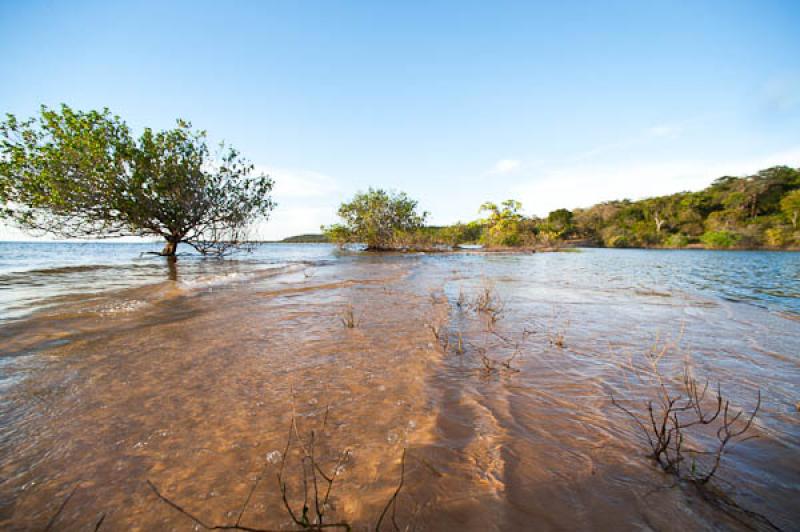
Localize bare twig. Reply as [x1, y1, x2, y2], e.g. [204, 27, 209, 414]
[147, 480, 278, 532]
[611, 354, 760, 484]
[44, 484, 78, 532]
[376, 449, 407, 532]
[340, 304, 359, 329]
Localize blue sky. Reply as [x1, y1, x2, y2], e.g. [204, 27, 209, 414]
[1, 0, 799, 239]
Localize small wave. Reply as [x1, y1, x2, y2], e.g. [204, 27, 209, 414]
[777, 310, 800, 322]
[634, 288, 672, 297]
[177, 266, 303, 291]
[0, 265, 116, 285]
[19, 264, 116, 276]
[87, 299, 150, 316]
[179, 271, 252, 291]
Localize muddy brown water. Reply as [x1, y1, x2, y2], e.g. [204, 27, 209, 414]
[0, 254, 798, 530]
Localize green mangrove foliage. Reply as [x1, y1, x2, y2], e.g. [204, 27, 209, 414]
[0, 105, 274, 256]
[479, 200, 532, 247]
[322, 188, 428, 250]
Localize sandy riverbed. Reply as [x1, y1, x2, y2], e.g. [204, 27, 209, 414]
[1, 254, 797, 530]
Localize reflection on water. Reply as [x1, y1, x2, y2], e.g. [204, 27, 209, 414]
[0, 246, 798, 530]
[167, 258, 177, 282]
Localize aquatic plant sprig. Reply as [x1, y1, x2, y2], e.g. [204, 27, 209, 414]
[339, 303, 359, 329]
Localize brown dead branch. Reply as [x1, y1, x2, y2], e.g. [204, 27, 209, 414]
[150, 406, 407, 531]
[611, 361, 761, 484]
[340, 304, 359, 329]
[375, 449, 406, 532]
[44, 484, 78, 532]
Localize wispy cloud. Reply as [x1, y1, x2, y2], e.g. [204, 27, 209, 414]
[761, 75, 800, 112]
[647, 124, 682, 138]
[258, 166, 339, 199]
[251, 166, 342, 239]
[488, 159, 521, 175]
[575, 123, 685, 162]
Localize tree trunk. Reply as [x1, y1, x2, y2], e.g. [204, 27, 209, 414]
[655, 215, 664, 233]
[161, 240, 179, 257]
[793, 211, 798, 230]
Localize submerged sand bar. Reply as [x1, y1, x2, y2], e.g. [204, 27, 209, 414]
[0, 253, 798, 530]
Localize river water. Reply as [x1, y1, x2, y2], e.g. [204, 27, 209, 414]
[0, 243, 798, 530]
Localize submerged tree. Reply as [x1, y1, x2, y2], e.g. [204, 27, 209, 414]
[323, 188, 427, 250]
[0, 105, 274, 256]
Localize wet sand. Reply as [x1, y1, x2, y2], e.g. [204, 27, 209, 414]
[0, 255, 798, 530]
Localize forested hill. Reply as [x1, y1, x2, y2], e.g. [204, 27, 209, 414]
[565, 165, 800, 249]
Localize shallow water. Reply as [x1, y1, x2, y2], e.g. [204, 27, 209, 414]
[0, 242, 339, 323]
[0, 245, 798, 530]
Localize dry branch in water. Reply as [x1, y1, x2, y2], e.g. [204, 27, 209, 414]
[444, 285, 536, 375]
[43, 485, 77, 532]
[425, 321, 449, 351]
[339, 304, 359, 329]
[547, 320, 568, 349]
[611, 343, 761, 484]
[473, 328, 534, 375]
[453, 331, 464, 355]
[429, 290, 446, 305]
[276, 418, 352, 530]
[455, 289, 467, 310]
[375, 449, 406, 532]
[470, 286, 505, 330]
[149, 408, 408, 531]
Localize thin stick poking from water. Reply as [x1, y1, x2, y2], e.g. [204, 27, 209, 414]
[44, 484, 78, 532]
[376, 448, 406, 532]
[147, 479, 279, 532]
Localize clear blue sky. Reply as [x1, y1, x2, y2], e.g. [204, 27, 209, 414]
[1, 0, 799, 239]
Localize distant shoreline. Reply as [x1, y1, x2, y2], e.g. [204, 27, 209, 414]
[2, 239, 799, 252]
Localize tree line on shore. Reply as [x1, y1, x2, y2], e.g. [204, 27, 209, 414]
[321, 166, 800, 251]
[2, 105, 799, 254]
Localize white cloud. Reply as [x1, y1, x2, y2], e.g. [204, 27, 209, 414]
[489, 159, 521, 175]
[253, 166, 342, 239]
[511, 147, 800, 217]
[252, 206, 337, 241]
[762, 75, 800, 112]
[647, 124, 682, 138]
[260, 167, 339, 199]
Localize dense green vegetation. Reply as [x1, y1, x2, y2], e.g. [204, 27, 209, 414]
[0, 105, 274, 256]
[326, 166, 800, 251]
[567, 165, 800, 249]
[322, 188, 428, 250]
[280, 233, 329, 243]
